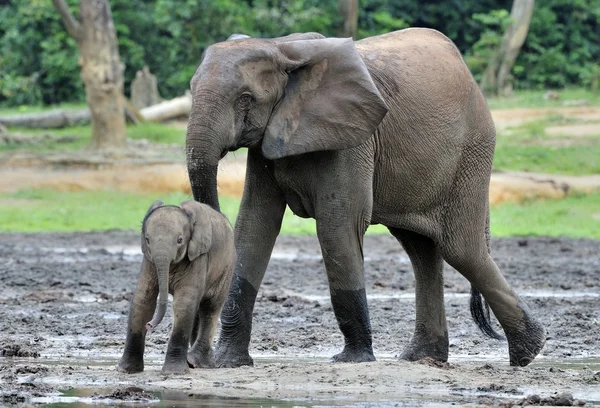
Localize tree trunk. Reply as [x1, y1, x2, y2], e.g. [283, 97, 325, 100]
[131, 66, 161, 110]
[338, 0, 359, 38]
[480, 0, 535, 96]
[53, 0, 126, 150]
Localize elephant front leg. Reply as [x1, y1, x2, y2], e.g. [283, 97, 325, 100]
[317, 214, 375, 363]
[162, 286, 199, 374]
[215, 149, 286, 368]
[117, 260, 158, 374]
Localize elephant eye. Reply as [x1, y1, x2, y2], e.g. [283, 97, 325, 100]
[145, 236, 150, 245]
[238, 93, 252, 109]
[177, 236, 183, 245]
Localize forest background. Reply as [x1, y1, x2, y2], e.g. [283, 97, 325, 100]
[1, 0, 599, 107]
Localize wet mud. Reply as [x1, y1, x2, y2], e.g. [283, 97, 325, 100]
[0, 232, 599, 406]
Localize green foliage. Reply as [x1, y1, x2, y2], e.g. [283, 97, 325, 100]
[358, 2, 408, 38]
[0, 0, 82, 105]
[464, 9, 510, 81]
[513, 0, 600, 89]
[1, 0, 599, 107]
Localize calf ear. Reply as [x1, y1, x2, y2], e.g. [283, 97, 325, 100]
[262, 37, 388, 160]
[141, 200, 163, 258]
[180, 201, 212, 261]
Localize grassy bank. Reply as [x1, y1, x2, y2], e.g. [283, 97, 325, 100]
[486, 88, 600, 110]
[0, 123, 185, 153]
[1, 189, 598, 238]
[493, 114, 600, 175]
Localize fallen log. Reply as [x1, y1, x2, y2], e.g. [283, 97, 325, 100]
[0, 109, 90, 129]
[0, 94, 192, 129]
[0, 132, 80, 146]
[139, 93, 191, 122]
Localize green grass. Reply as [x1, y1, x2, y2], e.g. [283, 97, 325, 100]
[0, 188, 387, 235]
[0, 122, 185, 153]
[493, 144, 600, 175]
[0, 102, 87, 115]
[1, 189, 598, 238]
[493, 117, 600, 175]
[489, 193, 600, 238]
[486, 88, 600, 110]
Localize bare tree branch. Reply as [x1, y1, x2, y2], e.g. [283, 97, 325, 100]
[52, 0, 82, 41]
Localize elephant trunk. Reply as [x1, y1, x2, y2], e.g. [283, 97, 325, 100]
[186, 107, 228, 212]
[146, 257, 170, 332]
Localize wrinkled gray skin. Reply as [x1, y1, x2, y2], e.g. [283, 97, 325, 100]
[117, 200, 235, 374]
[186, 29, 546, 368]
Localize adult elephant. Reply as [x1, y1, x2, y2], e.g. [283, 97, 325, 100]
[185, 29, 546, 367]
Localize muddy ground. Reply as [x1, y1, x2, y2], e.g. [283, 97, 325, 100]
[0, 232, 599, 406]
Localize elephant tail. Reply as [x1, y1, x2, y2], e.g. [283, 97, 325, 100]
[470, 285, 505, 340]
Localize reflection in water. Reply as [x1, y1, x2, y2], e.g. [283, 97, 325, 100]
[39, 387, 377, 407]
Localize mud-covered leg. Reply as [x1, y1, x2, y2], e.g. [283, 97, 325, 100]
[442, 142, 546, 366]
[215, 149, 286, 368]
[162, 285, 200, 374]
[389, 228, 448, 362]
[188, 299, 221, 368]
[117, 259, 158, 374]
[316, 200, 375, 362]
[444, 249, 546, 366]
[317, 222, 374, 362]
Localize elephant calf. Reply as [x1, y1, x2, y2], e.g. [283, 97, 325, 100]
[117, 200, 235, 374]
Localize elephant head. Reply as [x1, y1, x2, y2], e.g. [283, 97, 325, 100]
[142, 200, 212, 331]
[185, 33, 388, 210]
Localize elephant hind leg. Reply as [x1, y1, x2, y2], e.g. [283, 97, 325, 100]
[187, 299, 220, 368]
[440, 145, 545, 366]
[442, 246, 545, 366]
[389, 228, 448, 362]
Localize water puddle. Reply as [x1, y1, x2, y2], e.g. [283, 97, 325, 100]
[11, 353, 600, 371]
[5, 246, 411, 265]
[284, 291, 599, 303]
[29, 387, 469, 407]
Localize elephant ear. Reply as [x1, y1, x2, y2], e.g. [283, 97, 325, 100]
[141, 200, 163, 258]
[262, 38, 388, 160]
[180, 201, 212, 261]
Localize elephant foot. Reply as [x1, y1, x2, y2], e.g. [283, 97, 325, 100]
[400, 332, 449, 362]
[506, 307, 546, 367]
[331, 345, 375, 363]
[215, 344, 254, 368]
[116, 356, 143, 374]
[161, 359, 190, 375]
[187, 350, 216, 368]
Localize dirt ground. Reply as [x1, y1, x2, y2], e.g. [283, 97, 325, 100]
[0, 232, 599, 406]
